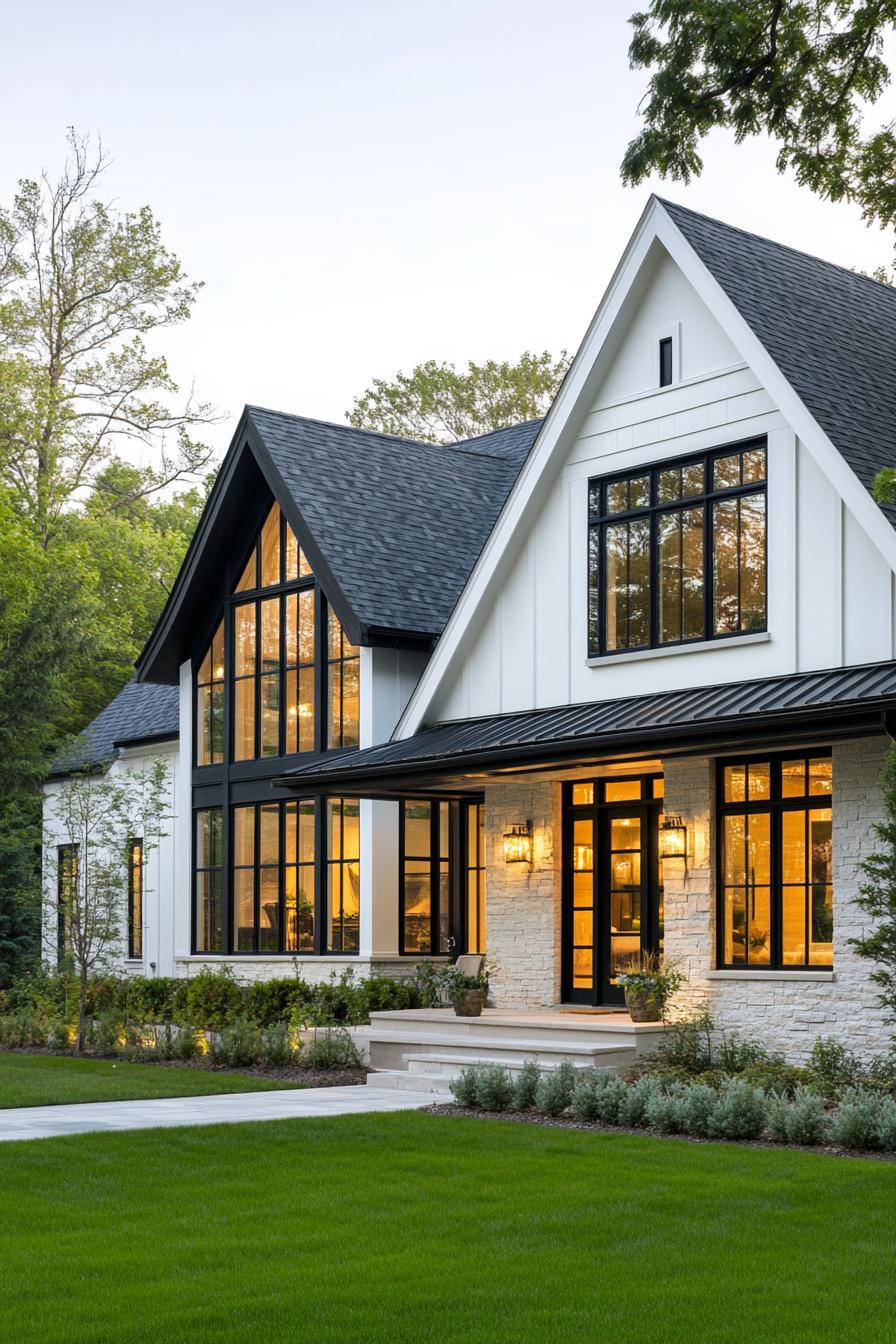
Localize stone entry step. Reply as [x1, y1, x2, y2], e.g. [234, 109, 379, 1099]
[367, 1008, 667, 1051]
[368, 1030, 634, 1071]
[367, 1055, 618, 1097]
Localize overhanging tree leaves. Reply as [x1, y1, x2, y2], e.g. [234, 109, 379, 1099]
[622, 2, 896, 230]
[348, 351, 570, 443]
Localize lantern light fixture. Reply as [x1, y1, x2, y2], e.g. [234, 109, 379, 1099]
[503, 820, 533, 866]
[658, 814, 688, 863]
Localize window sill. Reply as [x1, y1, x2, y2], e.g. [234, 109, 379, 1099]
[586, 631, 770, 668]
[707, 969, 835, 983]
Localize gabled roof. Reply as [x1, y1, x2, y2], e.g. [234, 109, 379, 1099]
[661, 199, 896, 523]
[275, 661, 896, 793]
[136, 407, 542, 682]
[251, 408, 542, 638]
[49, 681, 179, 776]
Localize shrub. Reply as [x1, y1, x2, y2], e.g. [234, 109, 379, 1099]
[0, 1008, 51, 1048]
[570, 1070, 606, 1121]
[475, 1065, 515, 1112]
[707, 1080, 768, 1141]
[716, 1032, 775, 1075]
[361, 976, 423, 1014]
[829, 1088, 887, 1150]
[808, 1038, 864, 1099]
[306, 971, 368, 1027]
[682, 1082, 718, 1137]
[245, 978, 313, 1028]
[874, 1095, 896, 1149]
[449, 1065, 483, 1108]
[534, 1061, 577, 1116]
[651, 1011, 714, 1075]
[300, 1027, 364, 1072]
[207, 1019, 262, 1069]
[618, 1075, 662, 1127]
[260, 1023, 295, 1068]
[123, 977, 177, 1023]
[174, 1025, 199, 1061]
[766, 1088, 827, 1146]
[83, 1012, 121, 1057]
[738, 1060, 809, 1099]
[175, 969, 244, 1029]
[513, 1060, 541, 1111]
[46, 1019, 72, 1052]
[644, 1083, 690, 1134]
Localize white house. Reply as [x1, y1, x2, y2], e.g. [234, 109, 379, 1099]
[44, 197, 896, 1062]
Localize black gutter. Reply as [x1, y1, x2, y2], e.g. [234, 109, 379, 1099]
[271, 704, 891, 794]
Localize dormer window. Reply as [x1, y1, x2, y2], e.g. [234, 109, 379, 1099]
[587, 439, 767, 657]
[659, 336, 673, 387]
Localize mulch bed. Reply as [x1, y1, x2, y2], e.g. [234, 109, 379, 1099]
[426, 1103, 896, 1162]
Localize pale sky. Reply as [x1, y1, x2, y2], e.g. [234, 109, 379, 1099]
[3, 0, 896, 460]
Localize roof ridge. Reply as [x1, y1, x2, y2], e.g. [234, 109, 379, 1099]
[656, 195, 896, 297]
[245, 404, 431, 452]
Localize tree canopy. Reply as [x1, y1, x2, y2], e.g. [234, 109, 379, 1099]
[347, 351, 570, 443]
[622, 2, 896, 231]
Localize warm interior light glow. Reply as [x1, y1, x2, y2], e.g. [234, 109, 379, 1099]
[503, 821, 533, 865]
[658, 814, 688, 861]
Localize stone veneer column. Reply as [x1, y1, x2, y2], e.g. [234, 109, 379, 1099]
[660, 755, 714, 1018]
[483, 781, 561, 1008]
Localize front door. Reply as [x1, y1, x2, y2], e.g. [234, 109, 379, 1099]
[562, 774, 664, 1006]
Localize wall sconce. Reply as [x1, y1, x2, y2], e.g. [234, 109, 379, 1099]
[659, 814, 688, 864]
[503, 821, 533, 866]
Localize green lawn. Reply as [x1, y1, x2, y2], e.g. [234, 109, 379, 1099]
[0, 1052, 303, 1107]
[1, 1112, 894, 1344]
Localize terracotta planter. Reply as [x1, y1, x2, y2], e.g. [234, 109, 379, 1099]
[623, 986, 662, 1023]
[453, 989, 486, 1018]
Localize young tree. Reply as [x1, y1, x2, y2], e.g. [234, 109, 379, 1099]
[622, 2, 896, 232]
[45, 757, 171, 1050]
[850, 743, 896, 1021]
[347, 351, 570, 443]
[0, 129, 218, 545]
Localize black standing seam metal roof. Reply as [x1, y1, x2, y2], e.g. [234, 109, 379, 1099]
[660, 198, 896, 527]
[275, 661, 896, 788]
[49, 680, 180, 775]
[248, 408, 543, 640]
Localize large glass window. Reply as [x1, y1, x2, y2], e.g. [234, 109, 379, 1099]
[284, 799, 316, 952]
[400, 800, 451, 954]
[718, 754, 833, 969]
[327, 798, 360, 953]
[327, 609, 359, 749]
[57, 843, 79, 962]
[588, 440, 766, 656]
[196, 622, 224, 765]
[233, 802, 282, 952]
[464, 802, 486, 955]
[127, 837, 143, 960]
[194, 810, 224, 953]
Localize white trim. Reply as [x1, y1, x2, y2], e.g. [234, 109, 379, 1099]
[590, 360, 747, 416]
[586, 631, 770, 668]
[395, 197, 896, 739]
[706, 970, 836, 983]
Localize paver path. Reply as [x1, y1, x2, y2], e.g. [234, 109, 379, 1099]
[0, 1085, 435, 1142]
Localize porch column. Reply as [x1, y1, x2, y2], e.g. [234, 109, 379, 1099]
[483, 781, 561, 1008]
[358, 798, 400, 958]
[660, 755, 713, 1016]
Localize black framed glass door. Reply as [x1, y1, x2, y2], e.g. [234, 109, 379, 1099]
[562, 775, 664, 1006]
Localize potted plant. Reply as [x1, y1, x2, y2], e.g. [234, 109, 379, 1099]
[616, 952, 684, 1023]
[435, 963, 491, 1017]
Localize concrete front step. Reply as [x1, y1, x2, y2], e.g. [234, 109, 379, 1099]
[368, 1053, 620, 1097]
[367, 1008, 667, 1053]
[404, 1051, 626, 1075]
[368, 1030, 635, 1071]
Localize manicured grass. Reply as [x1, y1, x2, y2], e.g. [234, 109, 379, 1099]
[1, 1112, 894, 1344]
[0, 1052, 303, 1107]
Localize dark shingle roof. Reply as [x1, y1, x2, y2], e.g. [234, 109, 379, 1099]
[276, 660, 896, 790]
[249, 409, 542, 638]
[50, 680, 179, 775]
[661, 199, 896, 522]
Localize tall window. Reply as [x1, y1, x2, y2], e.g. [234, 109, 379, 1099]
[196, 622, 224, 764]
[327, 609, 360, 749]
[464, 803, 486, 955]
[327, 798, 361, 953]
[718, 755, 833, 969]
[233, 802, 281, 952]
[127, 838, 143, 960]
[284, 799, 316, 952]
[400, 801, 451, 954]
[588, 440, 766, 656]
[57, 844, 79, 962]
[195, 809, 224, 953]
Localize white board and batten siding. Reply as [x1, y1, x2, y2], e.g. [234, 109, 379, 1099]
[431, 251, 896, 723]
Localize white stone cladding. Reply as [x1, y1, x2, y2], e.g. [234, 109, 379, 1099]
[174, 956, 433, 985]
[482, 781, 561, 1008]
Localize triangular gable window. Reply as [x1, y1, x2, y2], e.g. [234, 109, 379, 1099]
[233, 504, 312, 594]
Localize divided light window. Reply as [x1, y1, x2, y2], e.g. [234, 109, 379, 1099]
[464, 802, 486, 956]
[587, 440, 767, 657]
[127, 837, 144, 960]
[195, 809, 224, 954]
[57, 843, 79, 963]
[717, 755, 833, 970]
[400, 801, 451, 955]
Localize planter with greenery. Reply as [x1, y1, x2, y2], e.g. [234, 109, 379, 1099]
[434, 964, 491, 1017]
[616, 953, 684, 1022]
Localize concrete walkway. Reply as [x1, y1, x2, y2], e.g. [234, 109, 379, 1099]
[0, 1085, 436, 1142]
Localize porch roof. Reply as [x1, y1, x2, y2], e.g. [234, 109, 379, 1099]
[274, 660, 896, 796]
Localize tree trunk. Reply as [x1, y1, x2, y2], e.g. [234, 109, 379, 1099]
[76, 971, 88, 1053]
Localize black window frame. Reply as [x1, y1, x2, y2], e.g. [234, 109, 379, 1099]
[659, 336, 673, 387]
[398, 799, 454, 956]
[716, 750, 834, 972]
[193, 807, 224, 955]
[127, 837, 144, 960]
[57, 843, 79, 963]
[463, 801, 486, 956]
[587, 436, 768, 658]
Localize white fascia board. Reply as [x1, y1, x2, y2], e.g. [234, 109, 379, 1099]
[395, 197, 668, 738]
[653, 207, 896, 573]
[397, 197, 896, 739]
